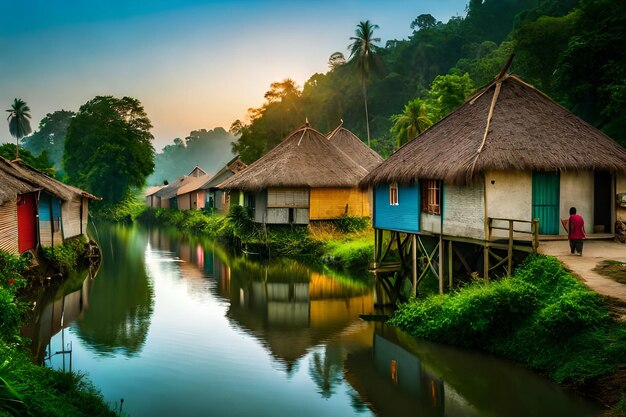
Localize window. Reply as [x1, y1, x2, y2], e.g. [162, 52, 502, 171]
[421, 179, 442, 215]
[389, 182, 399, 206]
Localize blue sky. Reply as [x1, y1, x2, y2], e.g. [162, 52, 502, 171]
[0, 0, 468, 150]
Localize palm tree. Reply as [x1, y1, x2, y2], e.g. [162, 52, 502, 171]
[390, 98, 433, 149]
[6, 98, 32, 160]
[349, 20, 381, 147]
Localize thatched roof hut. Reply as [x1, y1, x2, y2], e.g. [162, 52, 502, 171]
[327, 123, 383, 172]
[220, 124, 369, 191]
[177, 174, 211, 196]
[154, 176, 189, 200]
[0, 156, 98, 201]
[362, 74, 626, 187]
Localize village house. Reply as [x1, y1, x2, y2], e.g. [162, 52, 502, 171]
[200, 156, 246, 214]
[152, 166, 208, 209]
[145, 185, 165, 208]
[0, 156, 98, 255]
[219, 123, 379, 224]
[361, 72, 626, 289]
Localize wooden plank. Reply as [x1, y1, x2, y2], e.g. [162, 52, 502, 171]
[438, 234, 443, 294]
[411, 234, 417, 297]
[507, 220, 514, 277]
[448, 240, 453, 289]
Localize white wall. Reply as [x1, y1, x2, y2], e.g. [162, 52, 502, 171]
[560, 171, 594, 235]
[442, 181, 485, 240]
[485, 170, 532, 237]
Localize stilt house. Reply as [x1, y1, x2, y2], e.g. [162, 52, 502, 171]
[219, 123, 374, 224]
[361, 72, 626, 286]
[327, 123, 383, 172]
[0, 156, 98, 255]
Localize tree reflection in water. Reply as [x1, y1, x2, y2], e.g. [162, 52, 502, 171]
[74, 223, 154, 356]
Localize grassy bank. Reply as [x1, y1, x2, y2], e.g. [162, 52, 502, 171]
[389, 255, 626, 407]
[134, 206, 374, 270]
[0, 251, 115, 416]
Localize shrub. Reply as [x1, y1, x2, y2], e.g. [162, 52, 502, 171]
[323, 239, 373, 270]
[41, 235, 88, 273]
[332, 216, 370, 233]
[0, 251, 28, 292]
[535, 289, 610, 339]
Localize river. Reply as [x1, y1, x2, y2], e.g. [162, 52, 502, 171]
[23, 222, 603, 416]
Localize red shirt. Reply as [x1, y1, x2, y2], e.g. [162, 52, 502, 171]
[568, 214, 585, 240]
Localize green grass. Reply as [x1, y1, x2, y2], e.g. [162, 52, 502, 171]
[0, 250, 115, 416]
[389, 255, 626, 385]
[323, 237, 374, 270]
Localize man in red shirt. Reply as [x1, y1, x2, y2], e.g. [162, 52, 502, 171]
[568, 207, 586, 255]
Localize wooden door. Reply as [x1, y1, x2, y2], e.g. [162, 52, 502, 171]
[594, 171, 612, 233]
[17, 193, 37, 253]
[532, 172, 560, 235]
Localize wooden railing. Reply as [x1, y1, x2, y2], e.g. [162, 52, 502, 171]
[484, 217, 539, 280]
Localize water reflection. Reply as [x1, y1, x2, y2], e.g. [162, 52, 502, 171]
[24, 223, 603, 417]
[341, 324, 602, 417]
[224, 257, 374, 374]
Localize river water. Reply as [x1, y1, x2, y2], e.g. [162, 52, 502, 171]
[23, 222, 603, 416]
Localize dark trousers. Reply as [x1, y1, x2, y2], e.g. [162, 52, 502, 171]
[569, 239, 583, 254]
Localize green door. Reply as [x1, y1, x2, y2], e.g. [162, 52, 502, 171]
[532, 172, 560, 235]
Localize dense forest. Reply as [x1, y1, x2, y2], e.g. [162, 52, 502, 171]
[15, 0, 626, 192]
[232, 0, 626, 162]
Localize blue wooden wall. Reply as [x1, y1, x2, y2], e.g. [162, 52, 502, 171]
[373, 184, 420, 233]
[38, 195, 62, 221]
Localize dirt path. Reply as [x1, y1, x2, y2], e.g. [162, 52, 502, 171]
[538, 240, 626, 320]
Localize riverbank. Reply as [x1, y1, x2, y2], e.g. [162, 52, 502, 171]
[134, 206, 374, 270]
[0, 250, 116, 416]
[389, 255, 626, 412]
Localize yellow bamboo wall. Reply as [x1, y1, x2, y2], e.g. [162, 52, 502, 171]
[309, 187, 370, 220]
[0, 200, 19, 254]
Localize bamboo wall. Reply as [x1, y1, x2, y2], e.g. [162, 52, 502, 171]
[0, 199, 19, 254]
[39, 195, 63, 247]
[309, 187, 369, 220]
[617, 174, 626, 222]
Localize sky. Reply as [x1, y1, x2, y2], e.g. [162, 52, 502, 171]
[0, 0, 468, 151]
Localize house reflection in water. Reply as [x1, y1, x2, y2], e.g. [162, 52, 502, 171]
[344, 324, 447, 417]
[225, 260, 374, 374]
[22, 269, 95, 366]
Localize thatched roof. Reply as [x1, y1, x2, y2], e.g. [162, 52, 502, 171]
[362, 74, 626, 187]
[0, 166, 39, 206]
[200, 156, 247, 190]
[0, 156, 98, 203]
[154, 176, 188, 200]
[327, 124, 383, 172]
[177, 174, 212, 195]
[145, 185, 165, 197]
[219, 124, 369, 191]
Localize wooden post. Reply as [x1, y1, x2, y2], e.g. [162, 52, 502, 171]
[448, 240, 453, 289]
[532, 218, 539, 253]
[507, 220, 513, 277]
[484, 218, 491, 282]
[438, 234, 444, 294]
[411, 234, 417, 297]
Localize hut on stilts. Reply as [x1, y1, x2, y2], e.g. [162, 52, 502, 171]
[361, 64, 626, 302]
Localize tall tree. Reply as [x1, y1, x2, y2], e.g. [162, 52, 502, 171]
[349, 20, 381, 147]
[5, 98, 32, 160]
[21, 110, 75, 174]
[390, 98, 433, 149]
[64, 96, 155, 204]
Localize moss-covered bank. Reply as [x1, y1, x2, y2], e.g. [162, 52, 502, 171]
[389, 255, 626, 410]
[0, 250, 115, 416]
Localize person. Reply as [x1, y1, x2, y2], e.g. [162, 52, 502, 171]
[568, 207, 586, 255]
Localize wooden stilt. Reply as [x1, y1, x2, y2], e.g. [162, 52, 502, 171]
[438, 234, 444, 294]
[448, 240, 453, 289]
[411, 234, 417, 297]
[507, 221, 514, 277]
[484, 244, 489, 282]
